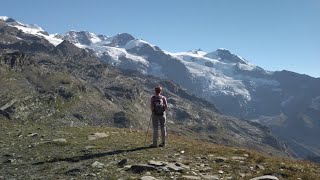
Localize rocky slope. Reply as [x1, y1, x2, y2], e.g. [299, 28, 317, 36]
[0, 119, 319, 179]
[0, 18, 290, 157]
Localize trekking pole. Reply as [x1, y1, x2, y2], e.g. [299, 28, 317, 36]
[144, 115, 152, 145]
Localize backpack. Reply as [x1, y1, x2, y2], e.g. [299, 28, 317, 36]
[152, 95, 165, 115]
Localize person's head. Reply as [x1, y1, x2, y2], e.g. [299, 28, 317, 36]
[154, 86, 162, 95]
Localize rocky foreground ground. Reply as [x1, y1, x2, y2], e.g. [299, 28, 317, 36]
[0, 119, 319, 180]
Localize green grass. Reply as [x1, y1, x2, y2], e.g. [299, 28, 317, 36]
[0, 119, 319, 180]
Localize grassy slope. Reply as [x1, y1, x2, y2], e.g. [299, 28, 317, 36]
[0, 119, 319, 180]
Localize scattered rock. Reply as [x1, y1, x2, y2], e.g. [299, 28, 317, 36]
[140, 176, 157, 180]
[180, 150, 185, 154]
[130, 164, 157, 173]
[213, 157, 228, 163]
[231, 156, 246, 160]
[255, 164, 265, 170]
[181, 175, 201, 180]
[85, 145, 96, 149]
[148, 160, 167, 167]
[166, 162, 189, 172]
[3, 159, 15, 163]
[64, 168, 84, 176]
[17, 131, 22, 137]
[175, 162, 190, 169]
[87, 173, 97, 177]
[118, 158, 128, 167]
[166, 163, 184, 172]
[28, 143, 38, 148]
[199, 167, 212, 172]
[250, 175, 279, 180]
[218, 170, 224, 174]
[200, 175, 220, 180]
[52, 138, 67, 143]
[88, 132, 109, 141]
[91, 161, 104, 169]
[3, 153, 14, 158]
[27, 133, 38, 137]
[124, 165, 132, 170]
[144, 172, 152, 176]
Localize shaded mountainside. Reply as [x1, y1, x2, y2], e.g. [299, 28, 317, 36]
[0, 20, 291, 157]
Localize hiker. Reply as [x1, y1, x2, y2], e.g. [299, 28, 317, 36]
[150, 86, 168, 147]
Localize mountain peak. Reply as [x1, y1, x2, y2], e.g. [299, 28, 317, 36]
[55, 30, 101, 45]
[0, 16, 16, 23]
[124, 39, 153, 50]
[53, 40, 86, 56]
[107, 33, 135, 47]
[187, 49, 207, 56]
[205, 48, 248, 64]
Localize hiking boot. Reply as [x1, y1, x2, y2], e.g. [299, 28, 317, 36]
[159, 143, 166, 147]
[149, 144, 157, 148]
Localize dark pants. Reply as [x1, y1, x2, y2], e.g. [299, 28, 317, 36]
[152, 113, 166, 145]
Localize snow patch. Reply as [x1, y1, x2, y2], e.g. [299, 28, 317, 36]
[310, 96, 320, 110]
[124, 39, 154, 50]
[88, 32, 101, 44]
[237, 62, 256, 71]
[281, 96, 295, 107]
[148, 62, 166, 78]
[94, 46, 149, 66]
[0, 16, 9, 21]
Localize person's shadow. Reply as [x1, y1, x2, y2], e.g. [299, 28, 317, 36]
[33, 146, 153, 165]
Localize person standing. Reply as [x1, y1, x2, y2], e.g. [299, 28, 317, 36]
[150, 86, 168, 147]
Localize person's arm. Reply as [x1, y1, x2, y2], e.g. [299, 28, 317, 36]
[163, 96, 168, 111]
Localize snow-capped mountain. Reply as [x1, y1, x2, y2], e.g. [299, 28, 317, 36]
[1, 16, 320, 161]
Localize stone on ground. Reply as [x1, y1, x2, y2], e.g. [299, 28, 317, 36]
[200, 175, 220, 180]
[181, 175, 201, 180]
[250, 175, 279, 180]
[118, 158, 128, 167]
[148, 160, 167, 166]
[88, 132, 109, 140]
[140, 176, 157, 180]
[130, 164, 157, 173]
[91, 161, 105, 169]
[52, 138, 67, 143]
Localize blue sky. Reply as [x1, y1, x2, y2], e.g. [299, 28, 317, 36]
[2, 0, 320, 77]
